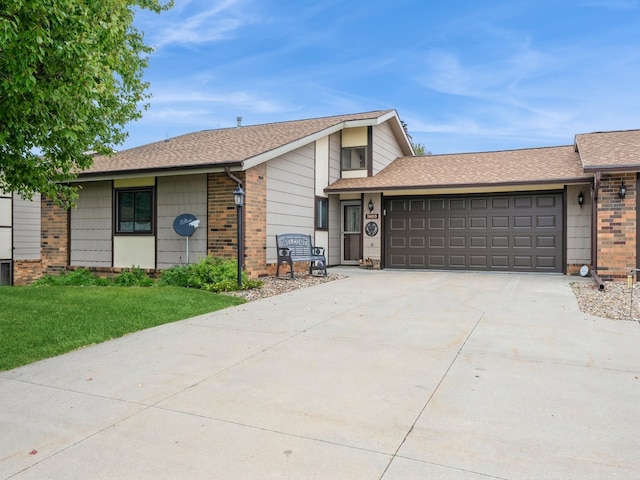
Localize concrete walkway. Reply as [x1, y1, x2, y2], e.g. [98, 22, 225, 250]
[2, 269, 640, 479]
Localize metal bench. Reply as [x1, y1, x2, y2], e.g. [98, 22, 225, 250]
[275, 233, 327, 278]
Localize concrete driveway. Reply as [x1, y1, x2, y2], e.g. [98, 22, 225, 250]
[1, 269, 639, 479]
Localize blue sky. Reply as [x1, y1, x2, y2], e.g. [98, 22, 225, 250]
[127, 0, 640, 154]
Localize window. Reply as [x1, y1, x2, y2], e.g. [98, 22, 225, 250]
[316, 197, 328, 230]
[341, 147, 367, 171]
[115, 189, 154, 234]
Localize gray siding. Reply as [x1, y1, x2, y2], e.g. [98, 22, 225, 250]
[566, 184, 591, 265]
[13, 194, 41, 260]
[157, 174, 207, 269]
[372, 120, 404, 175]
[266, 144, 315, 263]
[329, 132, 341, 183]
[70, 181, 113, 266]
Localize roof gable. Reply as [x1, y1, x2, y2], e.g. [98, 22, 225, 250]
[80, 110, 408, 177]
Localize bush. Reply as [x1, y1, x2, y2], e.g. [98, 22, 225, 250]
[33, 268, 110, 287]
[159, 256, 262, 292]
[113, 267, 154, 287]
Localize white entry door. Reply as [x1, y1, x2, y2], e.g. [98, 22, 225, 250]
[341, 201, 361, 265]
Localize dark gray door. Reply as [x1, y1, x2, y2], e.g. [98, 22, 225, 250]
[385, 192, 563, 272]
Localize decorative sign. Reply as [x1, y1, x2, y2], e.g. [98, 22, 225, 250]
[365, 213, 379, 219]
[365, 221, 379, 237]
[173, 213, 200, 237]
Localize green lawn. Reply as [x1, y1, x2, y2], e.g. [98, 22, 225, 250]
[0, 286, 245, 371]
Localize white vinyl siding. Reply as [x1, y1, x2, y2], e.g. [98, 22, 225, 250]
[156, 174, 207, 269]
[266, 144, 315, 263]
[372, 120, 404, 175]
[70, 181, 113, 267]
[13, 194, 41, 260]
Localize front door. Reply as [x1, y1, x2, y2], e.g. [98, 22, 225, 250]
[341, 201, 361, 264]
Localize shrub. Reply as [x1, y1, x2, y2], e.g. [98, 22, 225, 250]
[114, 267, 154, 287]
[33, 268, 110, 286]
[159, 256, 262, 292]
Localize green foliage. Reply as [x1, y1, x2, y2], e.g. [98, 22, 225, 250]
[113, 267, 154, 287]
[412, 143, 432, 156]
[159, 256, 263, 292]
[33, 268, 110, 286]
[0, 0, 173, 206]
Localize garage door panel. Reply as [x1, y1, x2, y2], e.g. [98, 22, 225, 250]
[409, 218, 425, 230]
[449, 236, 465, 248]
[514, 216, 532, 228]
[470, 217, 487, 229]
[385, 192, 563, 272]
[429, 218, 445, 229]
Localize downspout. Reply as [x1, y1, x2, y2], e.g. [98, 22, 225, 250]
[224, 165, 243, 187]
[590, 171, 605, 290]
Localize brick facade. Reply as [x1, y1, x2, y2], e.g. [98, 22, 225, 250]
[596, 173, 637, 280]
[41, 197, 70, 276]
[207, 169, 270, 278]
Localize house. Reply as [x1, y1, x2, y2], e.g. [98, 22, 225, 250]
[0, 192, 41, 285]
[10, 110, 640, 284]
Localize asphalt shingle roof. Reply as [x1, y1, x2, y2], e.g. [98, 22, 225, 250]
[575, 129, 640, 171]
[82, 110, 393, 176]
[326, 146, 591, 192]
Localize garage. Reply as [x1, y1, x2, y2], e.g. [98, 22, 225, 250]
[384, 192, 564, 272]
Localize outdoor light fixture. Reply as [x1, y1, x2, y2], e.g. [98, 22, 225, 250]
[233, 185, 245, 288]
[578, 191, 584, 207]
[233, 185, 245, 207]
[619, 181, 627, 200]
[368, 199, 374, 212]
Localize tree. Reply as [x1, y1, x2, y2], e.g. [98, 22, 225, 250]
[412, 143, 432, 156]
[0, 0, 172, 206]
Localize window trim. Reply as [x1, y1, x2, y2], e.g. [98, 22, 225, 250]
[315, 196, 328, 230]
[340, 146, 368, 171]
[114, 187, 155, 235]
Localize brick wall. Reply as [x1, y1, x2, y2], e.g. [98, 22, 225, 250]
[41, 196, 70, 275]
[243, 163, 267, 277]
[13, 259, 43, 285]
[596, 173, 636, 280]
[207, 168, 270, 278]
[207, 172, 244, 261]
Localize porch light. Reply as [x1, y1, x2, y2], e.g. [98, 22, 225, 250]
[368, 199, 374, 212]
[619, 181, 626, 200]
[578, 191, 584, 207]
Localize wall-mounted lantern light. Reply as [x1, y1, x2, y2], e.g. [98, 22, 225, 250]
[368, 199, 374, 212]
[578, 191, 584, 207]
[619, 181, 627, 200]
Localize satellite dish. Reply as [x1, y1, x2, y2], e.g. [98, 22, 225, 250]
[580, 265, 589, 277]
[173, 214, 200, 237]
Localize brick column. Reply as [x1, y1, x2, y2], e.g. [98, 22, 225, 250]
[244, 163, 267, 277]
[41, 196, 70, 275]
[207, 172, 244, 260]
[596, 173, 636, 280]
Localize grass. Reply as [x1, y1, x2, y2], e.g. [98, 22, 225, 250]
[0, 285, 245, 371]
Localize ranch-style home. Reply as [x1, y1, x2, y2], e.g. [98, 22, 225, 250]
[6, 109, 640, 285]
